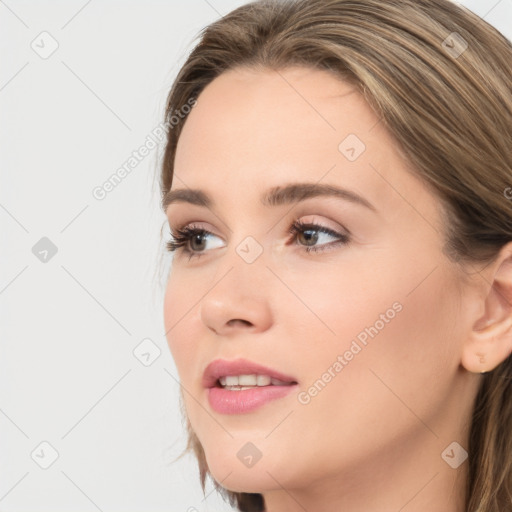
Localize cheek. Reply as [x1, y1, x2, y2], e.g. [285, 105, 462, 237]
[271, 255, 404, 344]
[163, 270, 202, 382]
[290, 259, 461, 455]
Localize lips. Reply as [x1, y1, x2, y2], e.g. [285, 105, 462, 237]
[202, 358, 298, 389]
[203, 358, 299, 414]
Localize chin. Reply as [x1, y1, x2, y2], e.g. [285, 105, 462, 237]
[202, 440, 290, 494]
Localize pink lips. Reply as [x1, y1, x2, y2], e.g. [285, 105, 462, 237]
[203, 358, 298, 414]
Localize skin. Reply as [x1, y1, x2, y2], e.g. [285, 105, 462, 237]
[163, 66, 512, 512]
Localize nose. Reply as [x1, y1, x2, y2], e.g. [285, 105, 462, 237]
[199, 257, 274, 336]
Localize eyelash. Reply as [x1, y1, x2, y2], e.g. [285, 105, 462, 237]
[166, 220, 350, 261]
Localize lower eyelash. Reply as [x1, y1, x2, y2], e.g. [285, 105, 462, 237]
[165, 220, 350, 257]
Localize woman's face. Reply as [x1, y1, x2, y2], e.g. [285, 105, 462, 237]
[163, 66, 479, 500]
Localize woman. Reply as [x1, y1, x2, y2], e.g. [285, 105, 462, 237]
[159, 0, 512, 510]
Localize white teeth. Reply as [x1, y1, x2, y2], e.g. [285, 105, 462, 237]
[257, 375, 272, 386]
[217, 374, 286, 387]
[238, 374, 258, 386]
[225, 375, 240, 386]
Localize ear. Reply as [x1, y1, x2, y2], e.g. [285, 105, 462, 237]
[461, 242, 512, 373]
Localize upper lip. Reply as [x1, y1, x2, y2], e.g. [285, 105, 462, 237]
[202, 358, 298, 388]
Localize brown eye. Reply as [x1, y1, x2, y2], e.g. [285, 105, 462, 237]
[189, 232, 208, 252]
[297, 227, 319, 247]
[166, 225, 224, 259]
[287, 220, 350, 254]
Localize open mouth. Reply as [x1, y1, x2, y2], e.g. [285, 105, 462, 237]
[215, 374, 298, 390]
[203, 358, 299, 414]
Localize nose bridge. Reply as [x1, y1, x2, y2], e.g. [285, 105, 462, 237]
[233, 231, 267, 267]
[199, 233, 274, 334]
[216, 231, 270, 297]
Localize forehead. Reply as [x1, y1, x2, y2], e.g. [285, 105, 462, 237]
[172, 65, 438, 227]
[176, 66, 376, 169]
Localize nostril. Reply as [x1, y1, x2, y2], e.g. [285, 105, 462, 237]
[227, 319, 252, 327]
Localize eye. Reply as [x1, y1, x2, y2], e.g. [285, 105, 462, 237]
[166, 224, 224, 261]
[165, 219, 350, 260]
[287, 219, 350, 254]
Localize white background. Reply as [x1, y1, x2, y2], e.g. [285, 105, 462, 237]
[1, 1, 511, 511]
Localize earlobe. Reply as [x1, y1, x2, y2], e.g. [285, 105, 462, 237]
[461, 243, 512, 374]
[461, 324, 512, 373]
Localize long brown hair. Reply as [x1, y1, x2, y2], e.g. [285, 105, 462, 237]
[159, 1, 512, 510]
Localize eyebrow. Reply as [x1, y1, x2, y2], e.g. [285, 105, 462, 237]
[162, 182, 377, 212]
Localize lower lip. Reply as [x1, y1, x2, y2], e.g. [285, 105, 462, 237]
[207, 384, 298, 414]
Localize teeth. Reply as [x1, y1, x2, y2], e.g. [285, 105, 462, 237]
[225, 375, 240, 386]
[257, 375, 271, 386]
[239, 374, 257, 386]
[217, 374, 287, 387]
